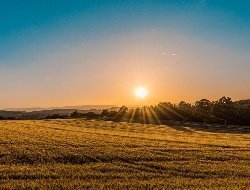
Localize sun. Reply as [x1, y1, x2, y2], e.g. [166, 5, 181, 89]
[134, 86, 148, 99]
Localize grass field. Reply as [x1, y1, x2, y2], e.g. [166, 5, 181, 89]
[0, 119, 249, 189]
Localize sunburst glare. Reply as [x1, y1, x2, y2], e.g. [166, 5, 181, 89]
[134, 86, 148, 99]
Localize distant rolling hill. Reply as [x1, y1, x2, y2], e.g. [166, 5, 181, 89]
[0, 106, 117, 119]
[3, 105, 117, 112]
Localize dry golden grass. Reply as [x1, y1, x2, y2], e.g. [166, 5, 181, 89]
[0, 119, 249, 189]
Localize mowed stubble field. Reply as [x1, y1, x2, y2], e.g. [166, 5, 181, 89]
[0, 119, 249, 189]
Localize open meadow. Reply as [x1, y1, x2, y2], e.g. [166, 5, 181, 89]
[0, 119, 249, 189]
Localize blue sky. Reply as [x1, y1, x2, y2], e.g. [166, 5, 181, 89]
[1, 0, 250, 64]
[0, 0, 250, 107]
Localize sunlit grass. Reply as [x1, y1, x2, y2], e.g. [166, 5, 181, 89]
[0, 119, 249, 189]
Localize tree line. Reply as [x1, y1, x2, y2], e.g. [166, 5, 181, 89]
[1, 97, 249, 126]
[70, 97, 250, 126]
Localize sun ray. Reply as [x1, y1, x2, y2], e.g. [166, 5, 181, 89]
[149, 106, 162, 125]
[129, 108, 136, 123]
[144, 106, 156, 124]
[159, 104, 186, 120]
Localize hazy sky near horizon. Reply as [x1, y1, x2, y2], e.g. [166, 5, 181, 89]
[0, 0, 250, 108]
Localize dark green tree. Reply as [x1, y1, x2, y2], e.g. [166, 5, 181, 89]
[71, 111, 81, 118]
[194, 99, 211, 123]
[212, 97, 235, 125]
[178, 101, 193, 121]
[100, 109, 110, 117]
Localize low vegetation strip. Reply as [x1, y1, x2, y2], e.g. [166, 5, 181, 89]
[0, 119, 249, 189]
